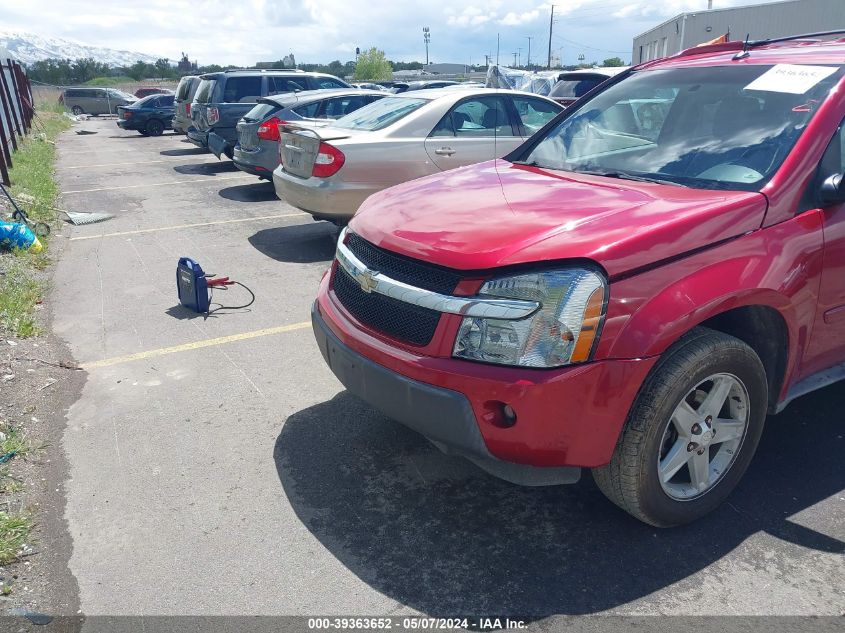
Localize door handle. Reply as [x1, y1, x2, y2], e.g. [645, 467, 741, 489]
[434, 147, 456, 156]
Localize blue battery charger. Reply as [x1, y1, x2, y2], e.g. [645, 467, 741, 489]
[177, 257, 210, 313]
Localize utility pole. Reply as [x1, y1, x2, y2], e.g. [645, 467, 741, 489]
[513, 51, 518, 66]
[518, 48, 522, 67]
[496, 33, 500, 66]
[423, 27, 430, 65]
[525, 36, 533, 70]
[547, 5, 555, 69]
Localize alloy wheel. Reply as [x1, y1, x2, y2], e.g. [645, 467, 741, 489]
[657, 373, 749, 500]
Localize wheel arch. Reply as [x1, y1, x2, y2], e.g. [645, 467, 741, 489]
[697, 305, 789, 413]
[607, 284, 802, 413]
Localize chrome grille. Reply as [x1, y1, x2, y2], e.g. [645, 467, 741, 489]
[331, 233, 462, 346]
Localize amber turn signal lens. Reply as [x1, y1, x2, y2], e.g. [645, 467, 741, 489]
[570, 287, 605, 363]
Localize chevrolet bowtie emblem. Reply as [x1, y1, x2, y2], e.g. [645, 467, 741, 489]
[357, 269, 379, 293]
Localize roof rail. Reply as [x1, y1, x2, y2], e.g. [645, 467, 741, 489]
[670, 29, 845, 63]
[206, 68, 305, 73]
[747, 29, 845, 48]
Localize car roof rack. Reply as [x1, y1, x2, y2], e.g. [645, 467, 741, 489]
[206, 68, 305, 73]
[670, 29, 845, 63]
[747, 29, 845, 48]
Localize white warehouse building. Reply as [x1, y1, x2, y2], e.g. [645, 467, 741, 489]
[632, 0, 845, 64]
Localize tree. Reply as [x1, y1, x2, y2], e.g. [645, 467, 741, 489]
[353, 47, 393, 81]
[154, 58, 174, 78]
[127, 60, 151, 80]
[602, 57, 626, 67]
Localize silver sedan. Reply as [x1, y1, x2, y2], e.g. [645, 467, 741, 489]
[272, 88, 562, 222]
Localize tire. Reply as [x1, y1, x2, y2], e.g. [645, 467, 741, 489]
[592, 327, 767, 527]
[138, 130, 150, 136]
[145, 119, 165, 137]
[71, 105, 84, 115]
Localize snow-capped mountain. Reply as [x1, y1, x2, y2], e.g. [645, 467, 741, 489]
[0, 31, 159, 67]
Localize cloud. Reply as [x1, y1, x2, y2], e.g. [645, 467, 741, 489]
[447, 6, 496, 28]
[498, 10, 540, 26]
[0, 0, 784, 67]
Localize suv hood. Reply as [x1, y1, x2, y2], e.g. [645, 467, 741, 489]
[349, 159, 767, 278]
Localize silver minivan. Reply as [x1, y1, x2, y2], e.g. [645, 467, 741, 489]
[172, 76, 201, 134]
[63, 88, 136, 116]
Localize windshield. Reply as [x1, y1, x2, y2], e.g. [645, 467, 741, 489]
[194, 79, 216, 104]
[522, 64, 844, 191]
[332, 97, 426, 131]
[108, 89, 134, 99]
[244, 102, 282, 122]
[135, 94, 160, 107]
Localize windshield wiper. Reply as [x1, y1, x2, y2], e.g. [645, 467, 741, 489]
[577, 169, 688, 188]
[511, 160, 543, 167]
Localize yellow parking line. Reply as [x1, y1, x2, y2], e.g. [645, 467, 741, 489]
[82, 321, 311, 370]
[63, 174, 253, 194]
[69, 212, 305, 241]
[64, 158, 219, 169]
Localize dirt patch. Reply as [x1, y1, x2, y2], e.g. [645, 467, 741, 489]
[0, 232, 84, 618]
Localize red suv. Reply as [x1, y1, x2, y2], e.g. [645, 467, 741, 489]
[311, 34, 845, 526]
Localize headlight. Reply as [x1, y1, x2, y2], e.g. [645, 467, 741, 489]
[453, 268, 606, 368]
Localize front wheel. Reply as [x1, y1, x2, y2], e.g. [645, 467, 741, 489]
[592, 327, 767, 527]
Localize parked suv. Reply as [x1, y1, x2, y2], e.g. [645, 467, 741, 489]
[548, 67, 628, 107]
[311, 35, 845, 526]
[188, 69, 351, 159]
[172, 76, 200, 134]
[63, 87, 136, 115]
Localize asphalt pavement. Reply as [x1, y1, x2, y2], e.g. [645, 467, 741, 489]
[49, 118, 844, 619]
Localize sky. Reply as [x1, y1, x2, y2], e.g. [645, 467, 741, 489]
[1, 0, 782, 66]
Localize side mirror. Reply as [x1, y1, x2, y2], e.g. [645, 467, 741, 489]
[820, 173, 845, 204]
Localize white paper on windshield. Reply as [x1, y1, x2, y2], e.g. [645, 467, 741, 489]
[744, 64, 838, 94]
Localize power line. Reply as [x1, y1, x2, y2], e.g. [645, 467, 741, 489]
[552, 35, 630, 55]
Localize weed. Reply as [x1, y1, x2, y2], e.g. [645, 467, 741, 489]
[0, 512, 33, 565]
[0, 468, 23, 494]
[0, 424, 32, 460]
[0, 258, 42, 337]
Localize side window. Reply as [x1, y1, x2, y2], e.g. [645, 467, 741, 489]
[314, 77, 347, 89]
[222, 77, 263, 103]
[160, 95, 174, 106]
[292, 101, 321, 118]
[511, 96, 559, 135]
[431, 97, 515, 138]
[268, 77, 307, 95]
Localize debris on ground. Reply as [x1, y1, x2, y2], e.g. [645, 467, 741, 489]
[8, 607, 53, 625]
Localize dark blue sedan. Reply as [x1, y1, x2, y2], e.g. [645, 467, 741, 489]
[117, 94, 175, 136]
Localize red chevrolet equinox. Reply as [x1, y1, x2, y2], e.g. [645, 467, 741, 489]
[311, 34, 845, 526]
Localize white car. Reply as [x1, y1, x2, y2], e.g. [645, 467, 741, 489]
[272, 88, 562, 222]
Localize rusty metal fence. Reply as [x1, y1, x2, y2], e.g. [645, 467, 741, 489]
[0, 58, 34, 186]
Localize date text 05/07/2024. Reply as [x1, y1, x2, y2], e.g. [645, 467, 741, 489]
[306, 617, 528, 630]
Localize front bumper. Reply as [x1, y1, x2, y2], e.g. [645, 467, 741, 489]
[272, 167, 378, 220]
[314, 273, 658, 471]
[313, 305, 581, 485]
